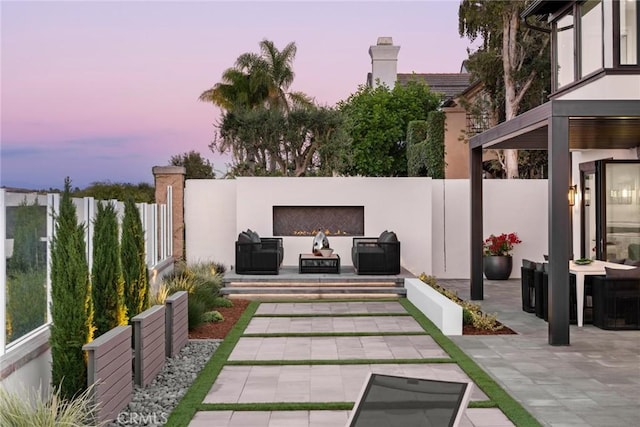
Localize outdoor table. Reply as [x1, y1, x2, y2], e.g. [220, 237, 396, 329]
[569, 260, 635, 327]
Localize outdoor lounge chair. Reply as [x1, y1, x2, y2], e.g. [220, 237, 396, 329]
[351, 231, 400, 275]
[235, 229, 284, 275]
[592, 267, 640, 330]
[521, 259, 537, 313]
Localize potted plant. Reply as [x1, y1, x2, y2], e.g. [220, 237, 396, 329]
[483, 233, 521, 280]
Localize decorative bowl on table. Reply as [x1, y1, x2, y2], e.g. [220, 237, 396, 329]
[319, 248, 334, 257]
[574, 258, 593, 265]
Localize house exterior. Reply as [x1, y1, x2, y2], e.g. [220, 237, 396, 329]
[469, 0, 640, 345]
[367, 37, 477, 179]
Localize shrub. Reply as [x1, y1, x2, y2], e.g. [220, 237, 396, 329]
[212, 297, 234, 308]
[92, 201, 127, 337]
[202, 310, 224, 323]
[121, 198, 149, 318]
[418, 273, 503, 332]
[188, 299, 206, 330]
[0, 384, 100, 427]
[50, 177, 93, 400]
[462, 308, 474, 326]
[160, 261, 225, 329]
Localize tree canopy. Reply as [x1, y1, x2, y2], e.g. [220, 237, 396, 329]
[201, 39, 348, 177]
[169, 150, 215, 179]
[459, 0, 550, 178]
[337, 80, 441, 176]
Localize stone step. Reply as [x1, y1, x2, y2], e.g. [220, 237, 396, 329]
[221, 286, 406, 298]
[225, 281, 400, 288]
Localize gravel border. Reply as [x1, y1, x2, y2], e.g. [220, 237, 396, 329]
[109, 339, 221, 427]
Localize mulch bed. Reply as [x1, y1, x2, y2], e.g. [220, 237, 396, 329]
[188, 299, 251, 340]
[463, 323, 517, 335]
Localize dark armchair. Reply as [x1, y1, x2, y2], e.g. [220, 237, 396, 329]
[235, 229, 284, 275]
[592, 267, 640, 330]
[351, 231, 400, 275]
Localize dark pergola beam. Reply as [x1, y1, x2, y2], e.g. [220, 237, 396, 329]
[470, 145, 484, 300]
[548, 116, 571, 345]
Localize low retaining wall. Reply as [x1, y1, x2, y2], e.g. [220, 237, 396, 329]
[165, 291, 188, 357]
[83, 325, 132, 424]
[405, 278, 462, 336]
[131, 305, 166, 386]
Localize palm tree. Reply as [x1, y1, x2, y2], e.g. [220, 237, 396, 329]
[199, 39, 311, 112]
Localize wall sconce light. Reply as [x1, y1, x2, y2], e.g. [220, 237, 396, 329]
[568, 185, 577, 206]
[584, 187, 591, 206]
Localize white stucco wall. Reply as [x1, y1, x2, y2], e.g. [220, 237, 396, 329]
[431, 179, 549, 278]
[185, 177, 549, 278]
[186, 177, 432, 275]
[556, 75, 640, 100]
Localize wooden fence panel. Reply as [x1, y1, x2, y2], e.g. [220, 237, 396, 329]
[165, 291, 188, 357]
[83, 325, 132, 424]
[131, 305, 166, 386]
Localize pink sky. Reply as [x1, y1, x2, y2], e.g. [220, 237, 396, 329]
[1, 0, 475, 189]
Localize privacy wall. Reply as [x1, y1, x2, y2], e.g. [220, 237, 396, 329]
[185, 177, 548, 278]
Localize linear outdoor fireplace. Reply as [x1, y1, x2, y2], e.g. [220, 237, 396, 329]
[273, 206, 364, 236]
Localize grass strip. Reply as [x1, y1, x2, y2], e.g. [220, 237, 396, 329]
[225, 358, 454, 366]
[252, 312, 410, 318]
[197, 402, 354, 412]
[468, 400, 498, 408]
[165, 300, 260, 427]
[196, 400, 495, 411]
[399, 299, 541, 427]
[242, 331, 428, 338]
[254, 298, 400, 304]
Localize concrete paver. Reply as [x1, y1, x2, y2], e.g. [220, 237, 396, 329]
[255, 301, 407, 315]
[203, 363, 488, 403]
[228, 335, 449, 360]
[244, 315, 425, 334]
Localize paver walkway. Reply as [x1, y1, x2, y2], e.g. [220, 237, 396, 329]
[191, 301, 516, 427]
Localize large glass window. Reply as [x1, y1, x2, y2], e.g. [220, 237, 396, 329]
[556, 11, 575, 88]
[4, 196, 48, 346]
[580, 0, 603, 76]
[620, 0, 638, 65]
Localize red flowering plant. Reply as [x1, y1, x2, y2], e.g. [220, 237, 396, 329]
[483, 233, 522, 256]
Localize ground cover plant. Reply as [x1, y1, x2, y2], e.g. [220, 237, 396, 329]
[152, 261, 230, 330]
[418, 274, 515, 334]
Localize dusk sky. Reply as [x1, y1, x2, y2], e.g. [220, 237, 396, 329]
[1, 0, 476, 190]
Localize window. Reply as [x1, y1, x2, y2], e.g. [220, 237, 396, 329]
[580, 0, 604, 76]
[620, 0, 638, 65]
[556, 11, 575, 88]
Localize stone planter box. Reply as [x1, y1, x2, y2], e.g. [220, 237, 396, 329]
[405, 278, 462, 336]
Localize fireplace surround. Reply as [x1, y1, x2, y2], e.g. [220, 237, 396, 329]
[272, 206, 364, 236]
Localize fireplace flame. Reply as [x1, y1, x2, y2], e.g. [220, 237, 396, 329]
[293, 229, 348, 236]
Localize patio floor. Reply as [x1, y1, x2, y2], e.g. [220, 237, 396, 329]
[191, 300, 515, 427]
[441, 278, 640, 427]
[184, 277, 639, 427]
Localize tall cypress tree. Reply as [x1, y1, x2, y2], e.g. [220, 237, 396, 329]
[50, 178, 93, 399]
[121, 198, 149, 318]
[92, 201, 127, 337]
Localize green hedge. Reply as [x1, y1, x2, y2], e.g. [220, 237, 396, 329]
[407, 111, 445, 178]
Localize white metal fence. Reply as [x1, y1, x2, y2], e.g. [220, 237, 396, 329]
[0, 189, 173, 358]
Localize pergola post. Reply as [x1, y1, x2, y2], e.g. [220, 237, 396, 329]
[470, 145, 484, 300]
[548, 116, 570, 345]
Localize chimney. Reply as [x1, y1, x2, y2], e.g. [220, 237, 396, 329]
[369, 37, 400, 89]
